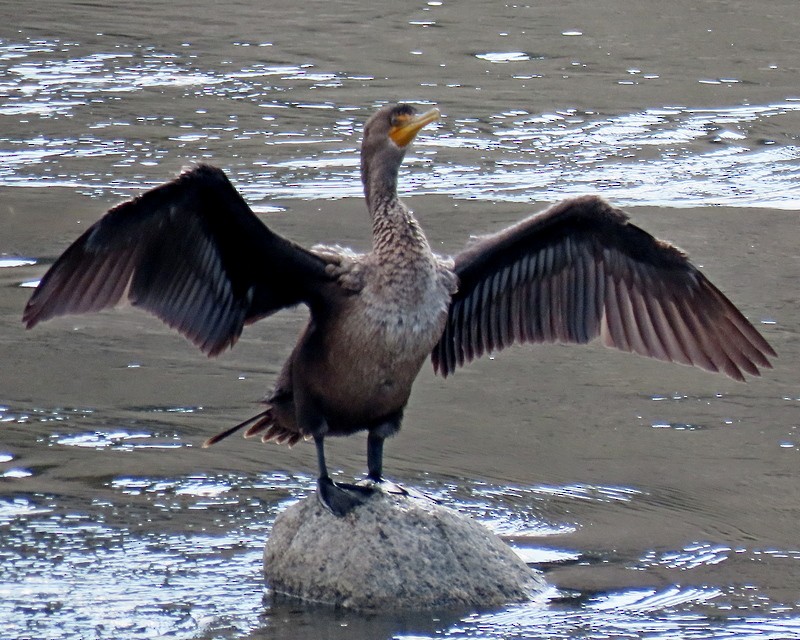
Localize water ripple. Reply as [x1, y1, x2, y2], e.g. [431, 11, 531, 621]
[640, 541, 732, 570]
[51, 430, 186, 451]
[1, 38, 798, 209]
[1, 473, 799, 639]
[446, 588, 800, 640]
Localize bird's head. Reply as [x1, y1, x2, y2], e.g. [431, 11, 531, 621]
[360, 104, 440, 209]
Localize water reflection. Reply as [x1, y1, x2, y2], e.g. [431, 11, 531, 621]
[2, 472, 800, 639]
[2, 37, 799, 207]
[448, 588, 800, 640]
[51, 429, 185, 451]
[640, 541, 731, 570]
[0, 257, 36, 268]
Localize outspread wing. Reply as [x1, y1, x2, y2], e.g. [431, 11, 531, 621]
[432, 195, 775, 381]
[23, 164, 332, 356]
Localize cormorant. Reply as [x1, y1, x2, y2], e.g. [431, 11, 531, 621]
[23, 103, 775, 516]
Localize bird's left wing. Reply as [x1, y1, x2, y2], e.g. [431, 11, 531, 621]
[23, 165, 332, 356]
[432, 195, 775, 381]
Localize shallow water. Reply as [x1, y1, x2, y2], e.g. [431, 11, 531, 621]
[1, 1, 799, 638]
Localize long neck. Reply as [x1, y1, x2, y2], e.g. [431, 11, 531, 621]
[370, 196, 432, 266]
[361, 148, 399, 215]
[362, 146, 433, 263]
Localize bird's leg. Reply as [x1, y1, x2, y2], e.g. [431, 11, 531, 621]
[364, 427, 413, 497]
[365, 424, 436, 503]
[366, 430, 385, 482]
[315, 433, 331, 480]
[314, 435, 375, 517]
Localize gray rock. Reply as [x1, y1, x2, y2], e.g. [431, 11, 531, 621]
[264, 488, 546, 610]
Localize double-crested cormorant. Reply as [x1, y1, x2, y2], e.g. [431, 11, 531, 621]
[23, 104, 775, 516]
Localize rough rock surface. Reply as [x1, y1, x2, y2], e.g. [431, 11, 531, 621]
[264, 488, 546, 610]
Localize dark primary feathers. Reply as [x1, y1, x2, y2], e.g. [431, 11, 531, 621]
[22, 165, 331, 356]
[432, 195, 775, 381]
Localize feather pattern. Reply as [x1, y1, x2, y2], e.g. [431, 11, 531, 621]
[432, 195, 775, 381]
[22, 164, 332, 356]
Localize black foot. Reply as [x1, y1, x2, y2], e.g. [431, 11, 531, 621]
[317, 477, 377, 517]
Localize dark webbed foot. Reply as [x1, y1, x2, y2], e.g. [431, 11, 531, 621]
[366, 477, 405, 495]
[368, 477, 436, 503]
[316, 476, 377, 517]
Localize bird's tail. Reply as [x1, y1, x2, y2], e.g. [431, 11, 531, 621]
[202, 407, 305, 448]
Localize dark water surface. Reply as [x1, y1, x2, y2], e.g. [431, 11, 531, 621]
[1, 1, 799, 638]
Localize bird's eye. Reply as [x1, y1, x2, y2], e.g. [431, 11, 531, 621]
[391, 113, 412, 128]
[390, 105, 417, 127]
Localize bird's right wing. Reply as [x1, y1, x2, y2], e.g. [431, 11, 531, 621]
[432, 195, 775, 381]
[23, 165, 332, 356]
